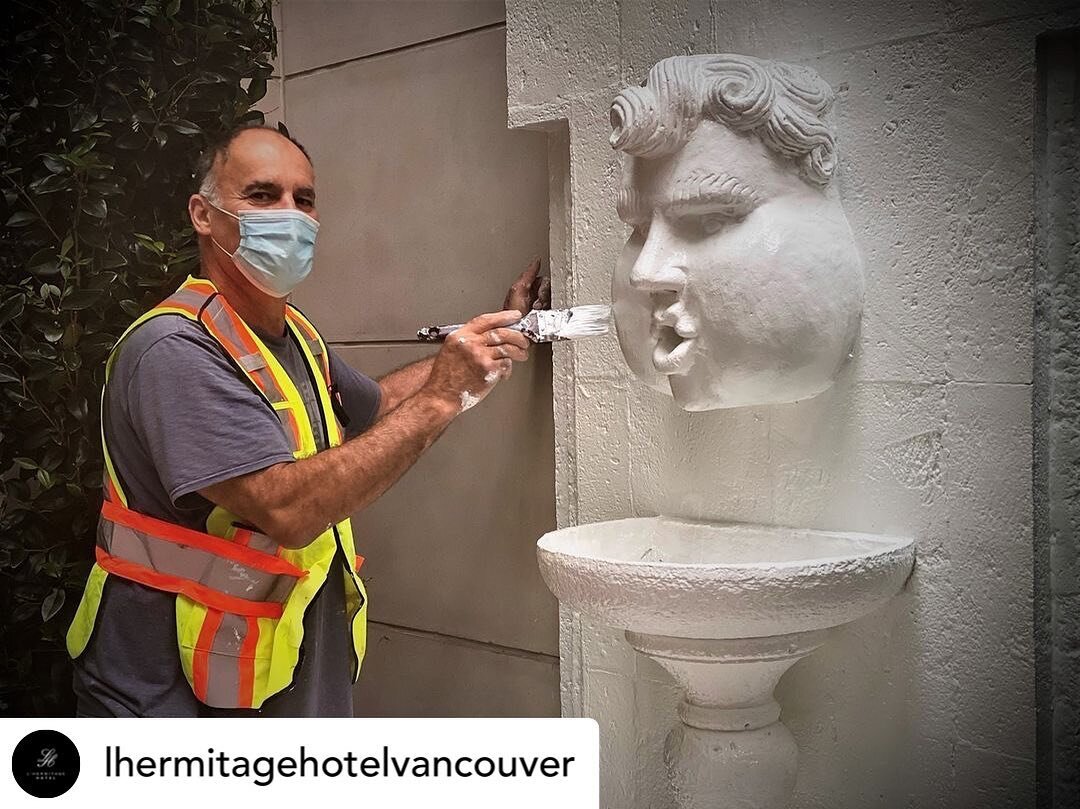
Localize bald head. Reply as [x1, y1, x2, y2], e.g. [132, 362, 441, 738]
[195, 124, 312, 203]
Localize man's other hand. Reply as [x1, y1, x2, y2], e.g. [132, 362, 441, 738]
[422, 310, 531, 413]
[503, 257, 551, 314]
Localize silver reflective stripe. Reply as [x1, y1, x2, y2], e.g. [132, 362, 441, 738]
[167, 286, 213, 311]
[237, 352, 267, 373]
[200, 298, 285, 405]
[238, 530, 280, 556]
[204, 613, 247, 708]
[99, 520, 296, 604]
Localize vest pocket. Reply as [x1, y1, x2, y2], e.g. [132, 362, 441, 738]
[177, 600, 270, 709]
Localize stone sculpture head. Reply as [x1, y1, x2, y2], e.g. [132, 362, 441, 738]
[610, 55, 864, 411]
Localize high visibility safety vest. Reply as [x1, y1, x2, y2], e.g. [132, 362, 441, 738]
[66, 276, 368, 710]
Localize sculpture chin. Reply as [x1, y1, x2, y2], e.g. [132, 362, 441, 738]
[666, 364, 849, 412]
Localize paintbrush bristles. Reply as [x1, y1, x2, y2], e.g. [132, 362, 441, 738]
[554, 304, 611, 340]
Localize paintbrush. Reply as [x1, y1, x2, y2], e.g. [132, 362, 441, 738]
[416, 305, 611, 344]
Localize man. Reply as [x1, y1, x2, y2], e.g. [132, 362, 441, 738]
[66, 124, 549, 717]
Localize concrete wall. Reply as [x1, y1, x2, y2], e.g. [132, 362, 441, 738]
[262, 0, 559, 717]
[506, 0, 1080, 806]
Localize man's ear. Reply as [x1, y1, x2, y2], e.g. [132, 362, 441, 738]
[189, 194, 212, 236]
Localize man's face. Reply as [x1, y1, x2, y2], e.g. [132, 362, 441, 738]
[192, 128, 318, 258]
[612, 120, 864, 411]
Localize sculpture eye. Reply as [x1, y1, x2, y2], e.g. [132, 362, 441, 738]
[700, 213, 728, 236]
[631, 220, 651, 240]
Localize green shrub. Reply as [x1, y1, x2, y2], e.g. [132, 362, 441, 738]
[0, 0, 277, 716]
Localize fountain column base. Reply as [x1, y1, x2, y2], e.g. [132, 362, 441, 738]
[626, 629, 829, 809]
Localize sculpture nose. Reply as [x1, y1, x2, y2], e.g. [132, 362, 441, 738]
[629, 222, 686, 293]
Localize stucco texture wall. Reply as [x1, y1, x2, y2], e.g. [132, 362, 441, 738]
[505, 1, 1080, 806]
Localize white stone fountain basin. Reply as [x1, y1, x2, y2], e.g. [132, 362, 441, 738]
[536, 516, 915, 640]
[537, 517, 915, 808]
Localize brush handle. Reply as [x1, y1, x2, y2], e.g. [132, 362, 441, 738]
[416, 323, 465, 342]
[416, 321, 530, 342]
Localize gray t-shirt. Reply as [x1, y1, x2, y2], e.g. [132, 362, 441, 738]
[72, 309, 381, 717]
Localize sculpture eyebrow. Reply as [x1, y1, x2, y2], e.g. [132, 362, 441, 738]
[663, 171, 760, 217]
[616, 171, 761, 225]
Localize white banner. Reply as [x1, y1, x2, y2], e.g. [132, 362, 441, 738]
[2, 718, 599, 807]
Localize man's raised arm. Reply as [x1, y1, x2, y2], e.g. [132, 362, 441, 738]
[199, 310, 528, 548]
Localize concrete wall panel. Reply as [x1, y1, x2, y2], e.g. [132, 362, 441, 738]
[335, 343, 558, 656]
[288, 26, 549, 340]
[281, 0, 504, 76]
[354, 621, 559, 717]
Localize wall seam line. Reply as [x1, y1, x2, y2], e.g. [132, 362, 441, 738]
[810, 4, 1080, 59]
[368, 619, 559, 664]
[283, 20, 506, 80]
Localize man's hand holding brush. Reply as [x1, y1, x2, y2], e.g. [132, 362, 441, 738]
[424, 309, 532, 413]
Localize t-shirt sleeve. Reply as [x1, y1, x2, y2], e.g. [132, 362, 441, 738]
[327, 347, 382, 437]
[119, 326, 297, 506]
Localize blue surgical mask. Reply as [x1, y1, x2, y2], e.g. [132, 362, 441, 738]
[207, 199, 319, 298]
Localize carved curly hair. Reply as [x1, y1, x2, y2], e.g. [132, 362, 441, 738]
[609, 54, 838, 186]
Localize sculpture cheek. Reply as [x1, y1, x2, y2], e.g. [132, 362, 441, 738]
[613, 240, 671, 393]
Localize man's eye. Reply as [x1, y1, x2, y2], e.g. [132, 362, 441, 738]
[631, 221, 651, 239]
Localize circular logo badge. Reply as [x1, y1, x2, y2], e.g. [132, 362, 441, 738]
[11, 729, 80, 798]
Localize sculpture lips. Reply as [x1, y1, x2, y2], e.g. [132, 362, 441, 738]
[653, 327, 697, 374]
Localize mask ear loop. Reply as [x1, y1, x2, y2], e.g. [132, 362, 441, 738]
[203, 196, 241, 258]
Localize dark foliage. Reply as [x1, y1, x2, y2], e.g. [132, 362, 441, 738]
[0, 0, 276, 716]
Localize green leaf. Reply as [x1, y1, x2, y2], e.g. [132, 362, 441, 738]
[42, 323, 64, 343]
[41, 446, 64, 471]
[65, 393, 89, 420]
[81, 197, 107, 218]
[247, 76, 267, 103]
[60, 289, 102, 310]
[119, 299, 142, 317]
[42, 155, 66, 174]
[5, 211, 38, 227]
[13, 457, 37, 470]
[0, 365, 21, 384]
[168, 120, 203, 136]
[100, 252, 129, 269]
[44, 90, 79, 108]
[28, 173, 70, 195]
[0, 293, 26, 324]
[41, 588, 66, 622]
[71, 107, 99, 132]
[36, 468, 54, 489]
[62, 349, 82, 371]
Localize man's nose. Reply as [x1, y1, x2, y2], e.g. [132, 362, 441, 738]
[629, 221, 686, 293]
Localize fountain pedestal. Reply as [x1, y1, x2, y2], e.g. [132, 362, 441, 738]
[537, 516, 914, 809]
[628, 630, 828, 809]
